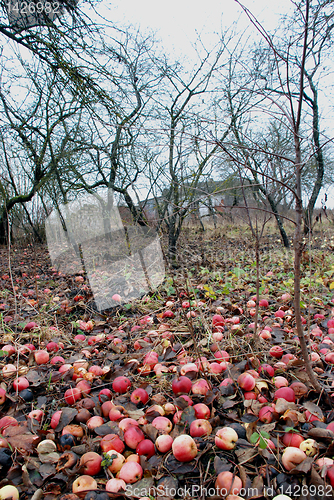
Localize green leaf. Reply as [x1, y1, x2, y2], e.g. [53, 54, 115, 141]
[250, 432, 259, 444]
[258, 437, 267, 449]
[260, 431, 270, 439]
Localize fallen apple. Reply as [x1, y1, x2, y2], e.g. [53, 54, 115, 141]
[118, 461, 143, 483]
[72, 475, 97, 493]
[215, 427, 238, 450]
[172, 434, 197, 462]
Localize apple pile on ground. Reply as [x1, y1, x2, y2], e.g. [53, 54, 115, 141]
[1, 241, 334, 499]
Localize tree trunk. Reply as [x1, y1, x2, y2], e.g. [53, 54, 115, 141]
[267, 194, 290, 248]
[303, 78, 324, 234]
[0, 210, 9, 245]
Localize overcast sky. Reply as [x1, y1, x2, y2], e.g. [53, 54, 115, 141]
[91, 1, 332, 208]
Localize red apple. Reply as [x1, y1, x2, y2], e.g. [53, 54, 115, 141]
[0, 388, 6, 405]
[125, 453, 141, 463]
[193, 403, 210, 420]
[28, 409, 44, 422]
[64, 387, 81, 405]
[106, 478, 126, 493]
[86, 416, 104, 430]
[258, 406, 275, 423]
[118, 461, 143, 483]
[112, 376, 131, 394]
[101, 401, 114, 417]
[215, 427, 238, 450]
[24, 321, 38, 332]
[124, 427, 145, 449]
[237, 372, 255, 391]
[0, 416, 18, 433]
[273, 376, 289, 388]
[282, 432, 304, 448]
[212, 314, 225, 327]
[100, 434, 125, 454]
[50, 356, 65, 365]
[2, 344, 15, 356]
[305, 409, 324, 422]
[51, 410, 62, 429]
[172, 434, 197, 462]
[76, 380, 91, 397]
[192, 379, 210, 396]
[156, 434, 173, 453]
[34, 350, 50, 364]
[152, 416, 172, 434]
[172, 376, 192, 395]
[2, 364, 16, 378]
[88, 365, 104, 376]
[270, 346, 283, 358]
[46, 341, 59, 352]
[215, 471, 242, 496]
[108, 408, 124, 421]
[274, 387, 295, 403]
[119, 418, 139, 432]
[327, 465, 334, 487]
[190, 419, 212, 437]
[13, 376, 29, 392]
[131, 388, 149, 405]
[136, 439, 155, 459]
[79, 451, 102, 475]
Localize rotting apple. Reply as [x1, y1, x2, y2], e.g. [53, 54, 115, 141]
[106, 450, 125, 474]
[0, 485, 19, 500]
[299, 438, 318, 456]
[192, 379, 210, 396]
[106, 478, 127, 493]
[282, 447, 307, 471]
[72, 475, 97, 493]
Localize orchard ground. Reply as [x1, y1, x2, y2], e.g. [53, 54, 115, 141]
[1, 219, 334, 499]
